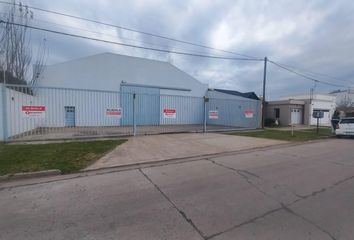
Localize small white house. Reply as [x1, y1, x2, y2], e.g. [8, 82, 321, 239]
[266, 93, 336, 126]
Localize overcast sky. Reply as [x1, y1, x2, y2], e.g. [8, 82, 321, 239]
[3, 0, 354, 99]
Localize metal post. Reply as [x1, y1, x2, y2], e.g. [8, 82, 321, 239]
[133, 93, 136, 136]
[203, 96, 207, 133]
[2, 70, 7, 141]
[261, 56, 267, 129]
[317, 118, 319, 134]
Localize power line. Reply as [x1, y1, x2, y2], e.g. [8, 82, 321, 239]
[268, 60, 349, 88]
[0, 1, 349, 88]
[268, 58, 350, 84]
[0, 12, 233, 58]
[269, 60, 348, 88]
[3, 18, 347, 89]
[0, 20, 263, 61]
[0, 0, 258, 59]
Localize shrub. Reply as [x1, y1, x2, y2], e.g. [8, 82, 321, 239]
[265, 118, 277, 127]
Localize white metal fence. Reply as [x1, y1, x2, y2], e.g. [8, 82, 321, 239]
[0, 84, 261, 142]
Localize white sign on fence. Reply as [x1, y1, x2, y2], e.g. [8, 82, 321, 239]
[22, 105, 46, 118]
[244, 109, 254, 118]
[163, 108, 176, 119]
[106, 108, 122, 118]
[209, 110, 218, 119]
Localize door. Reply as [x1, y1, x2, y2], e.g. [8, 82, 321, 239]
[121, 86, 160, 126]
[291, 108, 301, 125]
[322, 111, 330, 125]
[65, 106, 76, 127]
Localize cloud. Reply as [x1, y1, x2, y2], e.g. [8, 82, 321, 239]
[6, 0, 354, 99]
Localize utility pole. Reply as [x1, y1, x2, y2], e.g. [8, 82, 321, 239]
[1, 53, 7, 141]
[261, 56, 267, 128]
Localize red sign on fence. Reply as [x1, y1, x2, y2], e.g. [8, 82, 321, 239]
[244, 109, 254, 118]
[163, 108, 176, 119]
[22, 105, 46, 118]
[208, 110, 218, 119]
[106, 108, 122, 118]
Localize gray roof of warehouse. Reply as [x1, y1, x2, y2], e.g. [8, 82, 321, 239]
[214, 89, 259, 100]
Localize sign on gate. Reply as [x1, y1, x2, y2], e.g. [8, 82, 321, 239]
[244, 109, 254, 118]
[22, 105, 46, 118]
[163, 108, 176, 119]
[106, 108, 122, 118]
[209, 110, 218, 119]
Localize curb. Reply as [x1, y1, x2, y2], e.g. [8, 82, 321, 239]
[0, 169, 62, 182]
[82, 138, 336, 173]
[82, 142, 298, 172]
[6, 128, 256, 144]
[0, 139, 334, 189]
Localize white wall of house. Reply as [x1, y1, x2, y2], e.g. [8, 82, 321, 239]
[308, 100, 336, 126]
[279, 93, 335, 102]
[279, 93, 336, 126]
[266, 100, 305, 126]
[37, 53, 208, 97]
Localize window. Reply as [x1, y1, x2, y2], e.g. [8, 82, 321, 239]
[340, 118, 354, 124]
[274, 108, 280, 118]
[313, 109, 329, 112]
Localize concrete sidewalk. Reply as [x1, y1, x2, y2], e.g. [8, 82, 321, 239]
[86, 133, 287, 170]
[2, 139, 354, 239]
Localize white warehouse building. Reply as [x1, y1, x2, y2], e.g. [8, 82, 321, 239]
[37, 53, 208, 96]
[0, 53, 261, 141]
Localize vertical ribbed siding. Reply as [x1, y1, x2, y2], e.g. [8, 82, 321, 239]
[160, 94, 204, 125]
[121, 85, 160, 125]
[4, 85, 133, 140]
[207, 97, 260, 128]
[3, 84, 261, 141]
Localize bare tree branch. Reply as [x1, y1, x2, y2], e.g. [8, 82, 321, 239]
[0, 0, 46, 85]
[30, 38, 47, 86]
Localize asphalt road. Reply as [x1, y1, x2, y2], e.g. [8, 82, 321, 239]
[1, 139, 354, 240]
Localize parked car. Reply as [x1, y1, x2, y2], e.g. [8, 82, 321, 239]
[335, 117, 354, 138]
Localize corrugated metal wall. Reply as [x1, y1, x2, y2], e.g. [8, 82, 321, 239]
[121, 86, 204, 126]
[121, 85, 160, 126]
[6, 87, 39, 137]
[207, 98, 260, 128]
[35, 88, 121, 127]
[160, 95, 204, 125]
[206, 90, 261, 128]
[2, 84, 261, 141]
